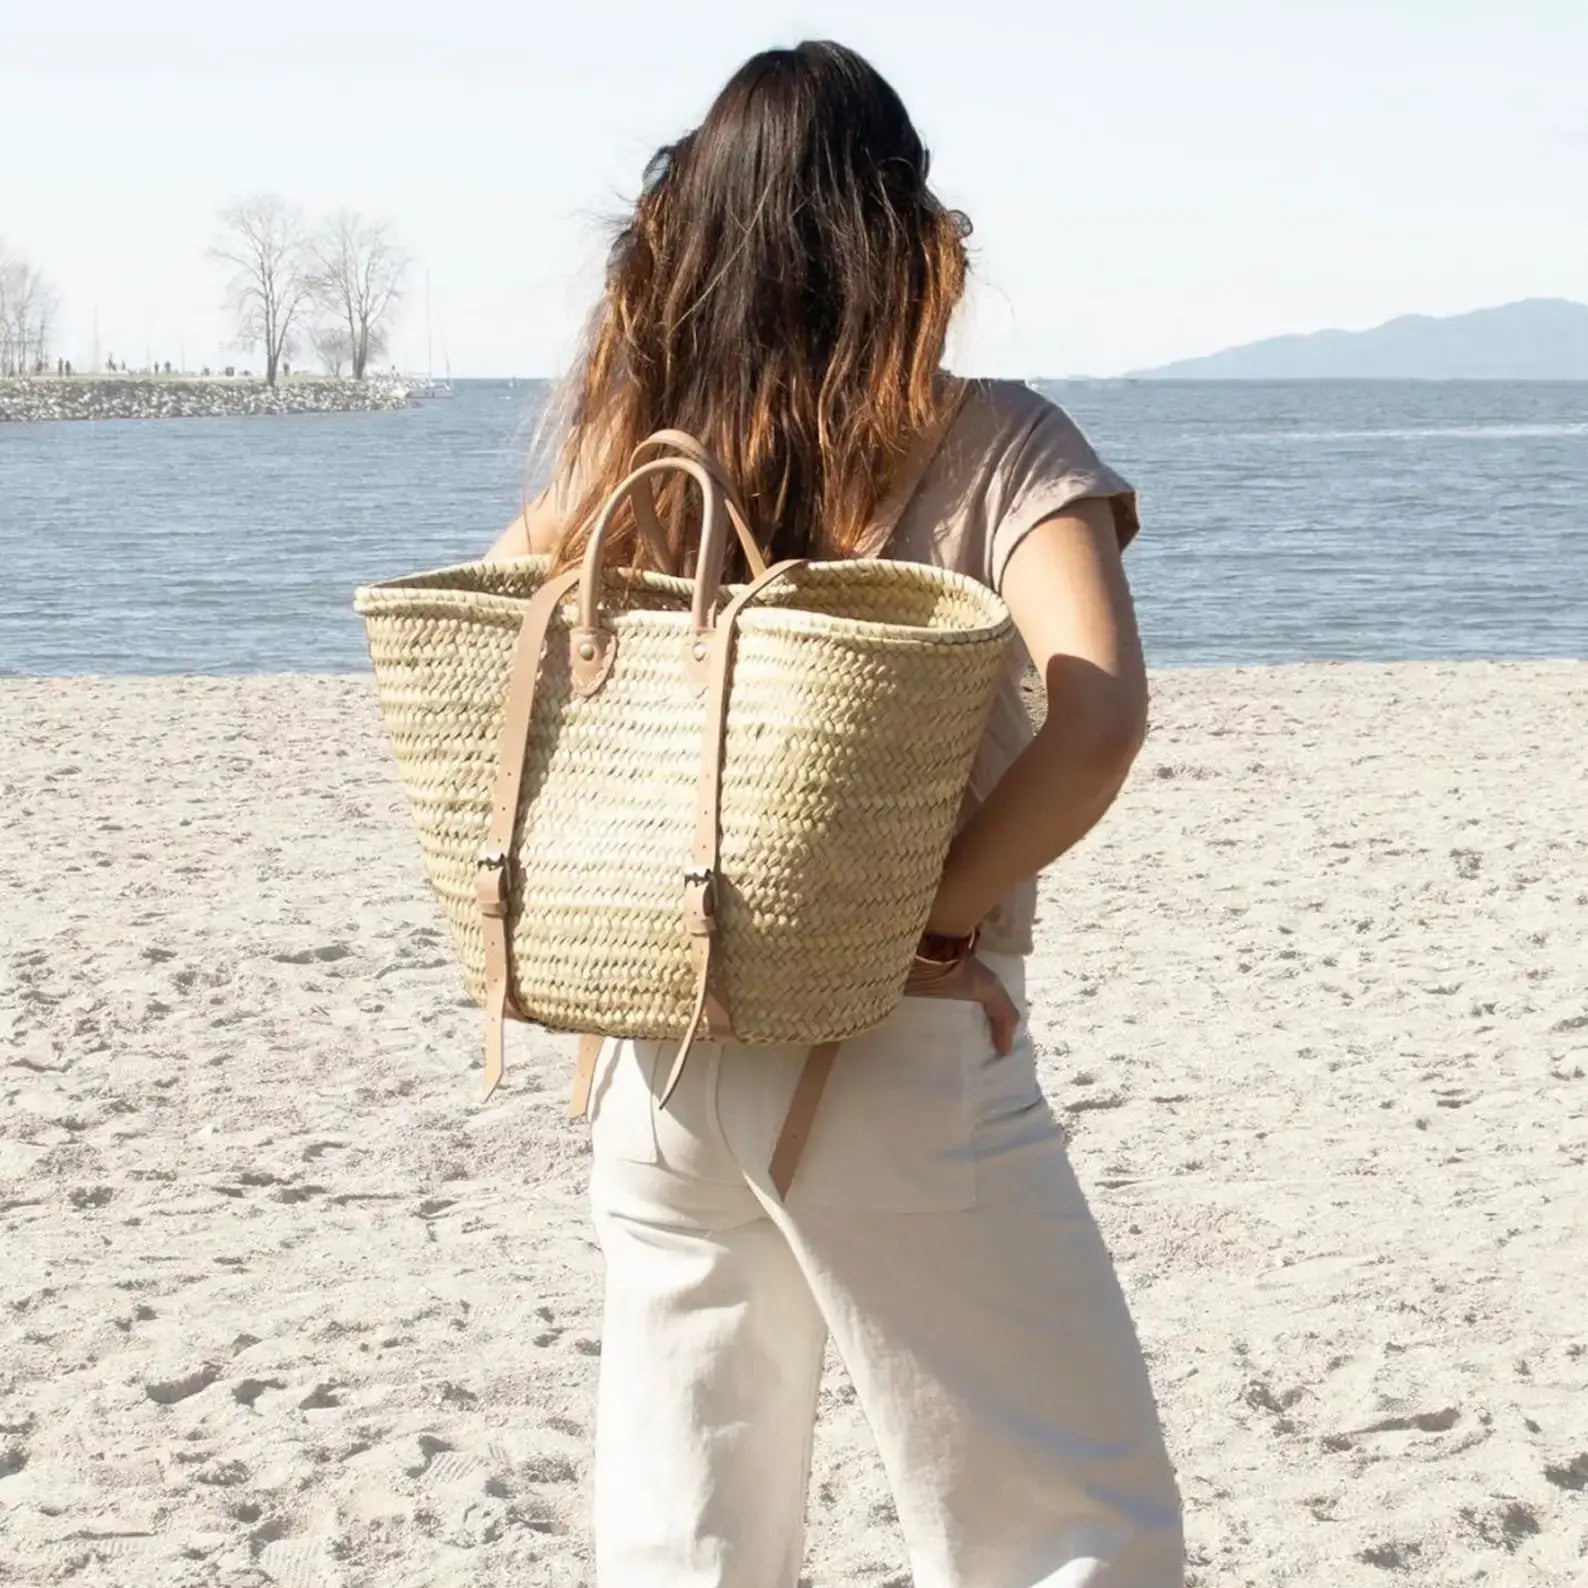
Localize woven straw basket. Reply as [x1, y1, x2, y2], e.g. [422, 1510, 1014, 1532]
[354, 442, 1012, 1078]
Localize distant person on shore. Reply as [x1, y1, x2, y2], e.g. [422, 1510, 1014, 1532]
[489, 41, 1180, 1586]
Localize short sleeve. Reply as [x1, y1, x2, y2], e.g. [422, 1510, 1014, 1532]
[986, 395, 1139, 593]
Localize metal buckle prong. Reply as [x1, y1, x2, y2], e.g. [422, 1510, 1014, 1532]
[477, 847, 510, 918]
[682, 864, 717, 929]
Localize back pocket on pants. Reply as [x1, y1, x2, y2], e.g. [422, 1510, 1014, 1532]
[794, 996, 981, 1213]
[587, 1039, 664, 1165]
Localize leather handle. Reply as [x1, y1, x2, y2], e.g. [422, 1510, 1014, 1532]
[577, 457, 727, 640]
[628, 431, 769, 581]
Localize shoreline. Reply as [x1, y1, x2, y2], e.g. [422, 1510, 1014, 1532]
[0, 374, 415, 423]
[4, 660, 1586, 1585]
[3, 653, 1580, 686]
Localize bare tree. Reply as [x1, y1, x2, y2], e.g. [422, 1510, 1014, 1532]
[210, 195, 310, 386]
[309, 321, 353, 377]
[305, 210, 407, 380]
[0, 240, 59, 377]
[0, 242, 12, 376]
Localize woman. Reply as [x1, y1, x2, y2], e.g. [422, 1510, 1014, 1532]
[492, 41, 1183, 1588]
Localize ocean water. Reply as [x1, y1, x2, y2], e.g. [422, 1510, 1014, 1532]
[1, 379, 1583, 674]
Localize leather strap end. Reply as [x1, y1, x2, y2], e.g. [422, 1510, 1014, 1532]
[570, 1033, 603, 1119]
[657, 1030, 696, 1110]
[481, 980, 507, 1103]
[658, 934, 714, 1110]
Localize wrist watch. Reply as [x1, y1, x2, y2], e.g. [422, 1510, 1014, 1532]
[915, 926, 980, 969]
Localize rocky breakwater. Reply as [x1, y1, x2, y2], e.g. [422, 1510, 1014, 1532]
[0, 375, 413, 423]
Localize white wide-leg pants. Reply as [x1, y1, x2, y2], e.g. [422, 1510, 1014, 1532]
[587, 955, 1184, 1587]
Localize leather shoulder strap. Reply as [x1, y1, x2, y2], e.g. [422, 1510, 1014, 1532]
[769, 1042, 840, 1198]
[655, 557, 809, 1108]
[477, 568, 583, 1100]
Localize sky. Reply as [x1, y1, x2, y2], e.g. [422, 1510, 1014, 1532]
[3, 0, 1586, 378]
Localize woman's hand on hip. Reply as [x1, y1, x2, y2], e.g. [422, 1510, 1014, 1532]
[905, 956, 1019, 1054]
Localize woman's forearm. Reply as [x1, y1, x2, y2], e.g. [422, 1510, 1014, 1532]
[927, 662, 1146, 937]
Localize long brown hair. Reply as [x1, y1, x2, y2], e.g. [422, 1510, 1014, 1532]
[546, 40, 970, 577]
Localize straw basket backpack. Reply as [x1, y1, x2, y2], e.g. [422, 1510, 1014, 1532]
[355, 402, 1011, 1192]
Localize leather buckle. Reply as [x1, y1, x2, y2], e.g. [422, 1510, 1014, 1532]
[477, 847, 510, 918]
[682, 865, 716, 936]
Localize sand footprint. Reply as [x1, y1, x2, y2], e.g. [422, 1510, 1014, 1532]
[271, 945, 353, 966]
[145, 1363, 220, 1404]
[253, 1519, 342, 1588]
[404, 1433, 458, 1479]
[1353, 1406, 1460, 1435]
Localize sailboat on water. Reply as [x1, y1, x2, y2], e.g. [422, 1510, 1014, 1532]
[412, 271, 455, 399]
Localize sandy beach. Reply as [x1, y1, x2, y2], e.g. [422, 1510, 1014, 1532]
[3, 661, 1586, 1587]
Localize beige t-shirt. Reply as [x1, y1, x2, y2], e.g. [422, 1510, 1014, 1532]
[885, 379, 1140, 955]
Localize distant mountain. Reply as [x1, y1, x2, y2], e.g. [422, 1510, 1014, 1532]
[1129, 299, 1588, 380]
